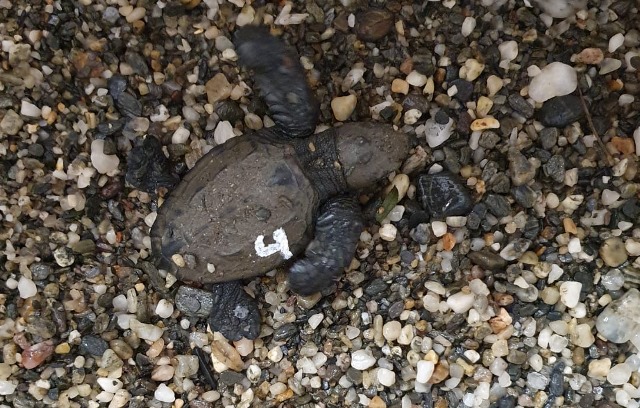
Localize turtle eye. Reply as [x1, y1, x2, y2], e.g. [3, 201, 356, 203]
[268, 163, 296, 187]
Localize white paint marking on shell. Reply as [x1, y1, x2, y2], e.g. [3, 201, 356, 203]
[254, 228, 293, 259]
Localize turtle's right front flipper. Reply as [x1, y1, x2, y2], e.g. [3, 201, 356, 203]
[234, 25, 318, 138]
[288, 195, 363, 296]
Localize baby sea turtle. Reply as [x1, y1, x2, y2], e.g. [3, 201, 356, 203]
[127, 26, 409, 341]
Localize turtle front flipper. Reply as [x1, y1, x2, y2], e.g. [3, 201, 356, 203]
[288, 195, 363, 296]
[208, 281, 261, 341]
[126, 136, 179, 193]
[234, 25, 318, 139]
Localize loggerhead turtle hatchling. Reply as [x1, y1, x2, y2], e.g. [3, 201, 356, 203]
[126, 26, 409, 341]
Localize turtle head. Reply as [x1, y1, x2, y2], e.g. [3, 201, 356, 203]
[335, 122, 410, 189]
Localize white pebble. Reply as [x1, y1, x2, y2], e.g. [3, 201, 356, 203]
[377, 368, 396, 387]
[21, 100, 41, 117]
[447, 291, 475, 314]
[424, 117, 454, 148]
[460, 17, 476, 37]
[601, 189, 620, 206]
[382, 321, 401, 341]
[97, 378, 123, 393]
[129, 318, 164, 341]
[387, 205, 405, 222]
[379, 224, 397, 241]
[155, 299, 174, 318]
[18, 276, 37, 299]
[171, 127, 190, 144]
[416, 360, 434, 383]
[351, 349, 376, 370]
[406, 71, 427, 87]
[404, 109, 422, 125]
[431, 221, 447, 237]
[154, 383, 175, 403]
[560, 281, 582, 308]
[308, 313, 324, 329]
[214, 121, 235, 145]
[91, 139, 120, 174]
[342, 66, 366, 91]
[528, 62, 577, 102]
[609, 33, 625, 53]
[0, 380, 17, 396]
[268, 346, 283, 363]
[626, 239, 640, 257]
[499, 41, 518, 62]
[608, 363, 632, 385]
[600, 58, 622, 75]
[567, 237, 582, 254]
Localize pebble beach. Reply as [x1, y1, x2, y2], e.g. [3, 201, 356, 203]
[1, 0, 640, 407]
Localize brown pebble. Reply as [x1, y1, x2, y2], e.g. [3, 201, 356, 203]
[400, 58, 413, 75]
[442, 233, 456, 251]
[574, 48, 604, 64]
[608, 79, 624, 92]
[356, 10, 393, 42]
[610, 136, 635, 155]
[470, 117, 500, 131]
[211, 339, 244, 371]
[391, 78, 409, 94]
[275, 389, 294, 402]
[428, 361, 450, 384]
[563, 218, 578, 234]
[599, 237, 628, 267]
[493, 293, 514, 306]
[369, 396, 387, 408]
[22, 340, 54, 369]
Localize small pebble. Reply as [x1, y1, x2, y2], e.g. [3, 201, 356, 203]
[528, 62, 578, 102]
[331, 94, 357, 121]
[154, 383, 175, 403]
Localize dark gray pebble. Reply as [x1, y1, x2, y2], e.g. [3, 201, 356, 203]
[115, 92, 143, 117]
[416, 171, 474, 218]
[536, 95, 584, 128]
[478, 131, 500, 149]
[80, 335, 109, 357]
[450, 79, 474, 102]
[539, 127, 559, 150]
[175, 286, 215, 318]
[484, 194, 511, 218]
[512, 185, 537, 209]
[467, 250, 508, 270]
[543, 155, 565, 183]
[273, 323, 298, 341]
[508, 94, 534, 118]
[364, 279, 389, 296]
[30, 263, 52, 280]
[219, 371, 247, 387]
[410, 223, 431, 245]
[216, 100, 245, 123]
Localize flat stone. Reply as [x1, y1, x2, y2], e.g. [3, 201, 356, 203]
[508, 94, 534, 118]
[416, 171, 474, 218]
[536, 95, 584, 128]
[0, 109, 24, 135]
[355, 9, 393, 42]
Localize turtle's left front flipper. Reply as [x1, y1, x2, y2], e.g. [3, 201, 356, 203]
[288, 195, 363, 296]
[234, 25, 318, 139]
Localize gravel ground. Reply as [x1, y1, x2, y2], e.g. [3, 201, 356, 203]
[1, 0, 640, 407]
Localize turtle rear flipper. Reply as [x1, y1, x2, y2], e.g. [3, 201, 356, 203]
[207, 281, 261, 341]
[234, 25, 318, 139]
[288, 195, 363, 295]
[126, 136, 179, 193]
